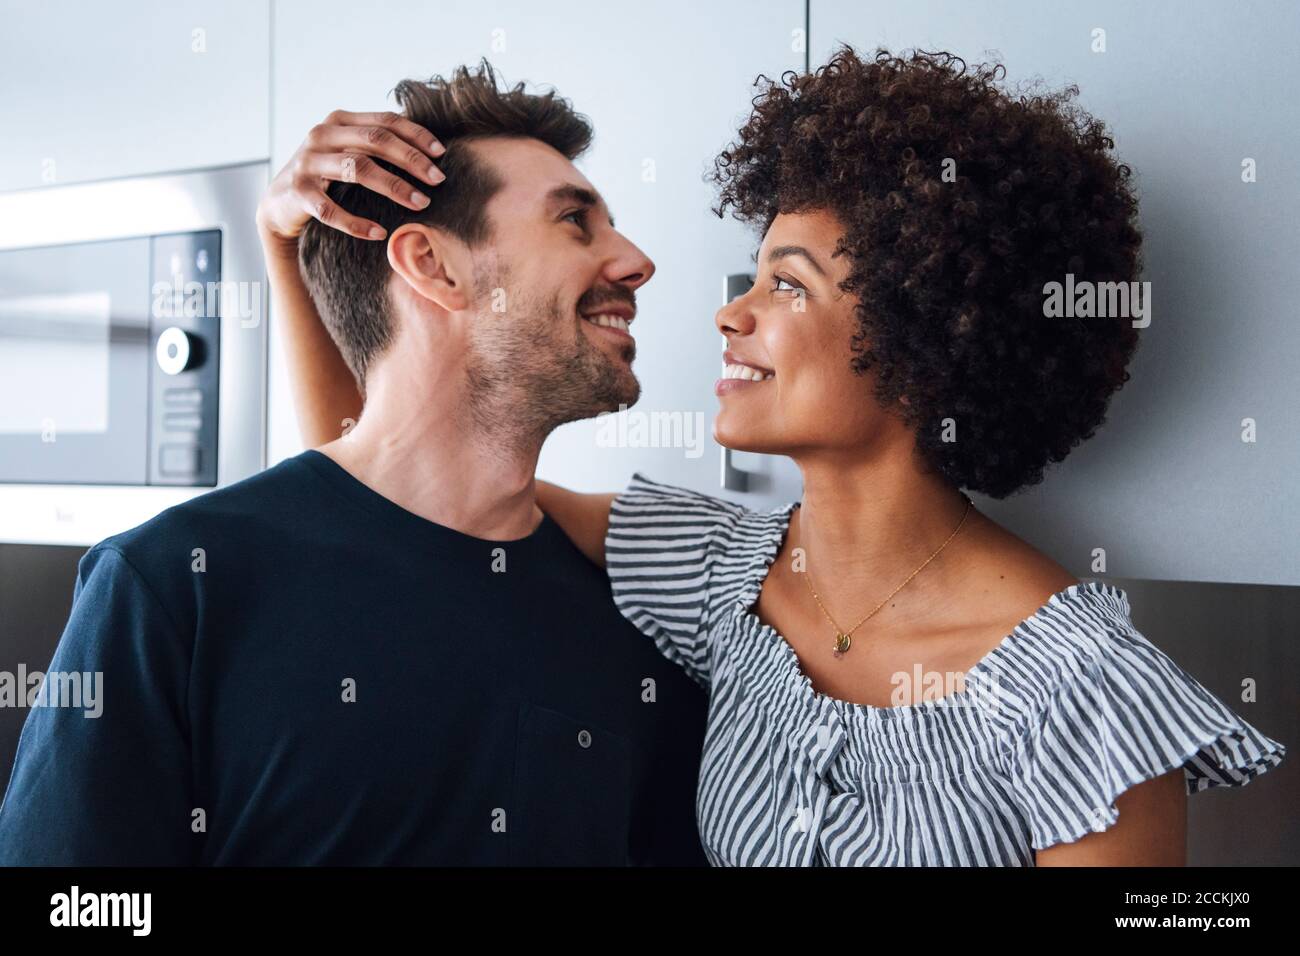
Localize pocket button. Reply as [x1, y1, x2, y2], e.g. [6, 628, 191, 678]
[577, 729, 592, 748]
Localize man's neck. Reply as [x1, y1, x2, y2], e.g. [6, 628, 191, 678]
[315, 371, 544, 542]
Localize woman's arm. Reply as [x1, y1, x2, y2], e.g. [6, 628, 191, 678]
[255, 110, 446, 448]
[1034, 768, 1187, 866]
[259, 233, 363, 446]
[535, 481, 617, 568]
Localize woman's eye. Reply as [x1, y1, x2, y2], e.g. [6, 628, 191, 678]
[771, 275, 801, 294]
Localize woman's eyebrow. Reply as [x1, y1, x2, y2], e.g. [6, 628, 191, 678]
[766, 244, 827, 276]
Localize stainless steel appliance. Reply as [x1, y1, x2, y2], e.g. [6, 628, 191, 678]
[0, 163, 267, 545]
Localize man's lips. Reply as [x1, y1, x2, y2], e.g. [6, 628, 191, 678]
[579, 312, 635, 361]
[585, 323, 634, 348]
[580, 314, 634, 341]
[580, 303, 635, 322]
[580, 306, 634, 340]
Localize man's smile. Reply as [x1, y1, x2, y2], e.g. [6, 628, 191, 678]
[579, 307, 636, 352]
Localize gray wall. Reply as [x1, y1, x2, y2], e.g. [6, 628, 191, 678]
[0, 0, 269, 189]
[813, 0, 1300, 586]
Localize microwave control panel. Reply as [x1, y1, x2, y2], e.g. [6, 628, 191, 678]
[148, 231, 220, 486]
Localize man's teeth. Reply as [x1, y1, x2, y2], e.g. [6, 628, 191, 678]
[583, 313, 630, 333]
[722, 363, 774, 382]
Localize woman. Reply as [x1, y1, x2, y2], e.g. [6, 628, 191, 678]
[261, 47, 1285, 865]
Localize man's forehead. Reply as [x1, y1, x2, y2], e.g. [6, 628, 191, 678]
[474, 137, 609, 216]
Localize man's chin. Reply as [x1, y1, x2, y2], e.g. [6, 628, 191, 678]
[593, 379, 640, 415]
[542, 373, 640, 429]
[598, 357, 640, 409]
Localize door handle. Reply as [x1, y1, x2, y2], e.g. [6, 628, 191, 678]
[721, 273, 755, 491]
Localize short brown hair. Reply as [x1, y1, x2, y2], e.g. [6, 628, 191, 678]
[298, 60, 593, 391]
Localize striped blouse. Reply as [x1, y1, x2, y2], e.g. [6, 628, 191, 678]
[604, 472, 1287, 866]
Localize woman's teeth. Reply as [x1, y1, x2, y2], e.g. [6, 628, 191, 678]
[583, 313, 630, 332]
[722, 363, 774, 381]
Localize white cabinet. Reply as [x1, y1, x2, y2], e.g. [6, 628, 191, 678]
[813, 0, 1300, 585]
[269, 0, 806, 508]
[0, 0, 269, 191]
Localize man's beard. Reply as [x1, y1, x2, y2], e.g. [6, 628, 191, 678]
[463, 263, 640, 449]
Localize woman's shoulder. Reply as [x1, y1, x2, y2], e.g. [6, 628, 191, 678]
[615, 471, 797, 530]
[603, 473, 795, 690]
[978, 579, 1284, 773]
[976, 580, 1153, 704]
[979, 579, 1285, 848]
[961, 510, 1080, 626]
[608, 472, 796, 575]
[619, 471, 749, 513]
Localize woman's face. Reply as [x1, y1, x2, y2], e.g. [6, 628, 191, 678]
[713, 209, 896, 458]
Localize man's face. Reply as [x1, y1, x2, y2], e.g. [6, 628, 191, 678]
[461, 137, 654, 438]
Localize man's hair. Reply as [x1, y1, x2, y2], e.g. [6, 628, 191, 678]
[298, 60, 593, 391]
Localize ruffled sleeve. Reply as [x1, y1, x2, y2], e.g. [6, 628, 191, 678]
[603, 472, 745, 689]
[998, 595, 1286, 851]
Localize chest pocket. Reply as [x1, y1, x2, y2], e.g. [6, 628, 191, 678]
[510, 703, 633, 866]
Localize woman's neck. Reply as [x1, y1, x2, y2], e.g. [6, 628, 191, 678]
[791, 444, 974, 609]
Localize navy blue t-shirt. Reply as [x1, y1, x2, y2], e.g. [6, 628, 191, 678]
[0, 450, 708, 865]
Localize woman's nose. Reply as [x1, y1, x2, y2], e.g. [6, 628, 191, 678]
[715, 289, 756, 336]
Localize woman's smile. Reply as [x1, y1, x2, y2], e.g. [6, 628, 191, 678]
[715, 350, 775, 396]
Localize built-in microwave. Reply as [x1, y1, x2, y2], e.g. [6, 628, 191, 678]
[0, 163, 267, 545]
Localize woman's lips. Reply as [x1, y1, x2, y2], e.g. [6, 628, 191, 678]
[716, 356, 774, 396]
[714, 375, 773, 397]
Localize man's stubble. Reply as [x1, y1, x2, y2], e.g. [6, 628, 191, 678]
[463, 259, 640, 454]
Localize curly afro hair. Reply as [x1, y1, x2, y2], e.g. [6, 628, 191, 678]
[712, 46, 1144, 498]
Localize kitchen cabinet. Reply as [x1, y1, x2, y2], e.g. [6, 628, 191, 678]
[0, 0, 269, 191]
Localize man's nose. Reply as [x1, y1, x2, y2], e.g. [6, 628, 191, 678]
[603, 230, 655, 292]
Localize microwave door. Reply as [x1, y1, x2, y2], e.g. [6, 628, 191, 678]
[0, 238, 151, 484]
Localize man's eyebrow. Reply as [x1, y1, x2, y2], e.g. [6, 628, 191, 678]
[767, 244, 827, 277]
[545, 184, 615, 227]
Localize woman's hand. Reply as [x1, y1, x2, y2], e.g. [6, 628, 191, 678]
[255, 110, 447, 252]
[257, 109, 446, 447]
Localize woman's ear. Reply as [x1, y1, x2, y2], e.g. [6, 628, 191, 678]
[386, 222, 471, 313]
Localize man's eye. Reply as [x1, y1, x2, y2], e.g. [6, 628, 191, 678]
[770, 275, 801, 294]
[562, 209, 587, 228]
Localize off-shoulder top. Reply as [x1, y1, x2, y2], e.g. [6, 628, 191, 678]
[604, 473, 1287, 866]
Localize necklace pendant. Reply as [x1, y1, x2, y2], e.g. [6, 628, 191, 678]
[833, 632, 851, 655]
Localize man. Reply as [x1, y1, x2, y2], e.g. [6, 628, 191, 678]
[0, 61, 707, 865]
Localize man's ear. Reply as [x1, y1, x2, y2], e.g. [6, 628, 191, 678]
[387, 222, 471, 313]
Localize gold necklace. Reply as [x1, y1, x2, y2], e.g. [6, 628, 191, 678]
[800, 497, 973, 657]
